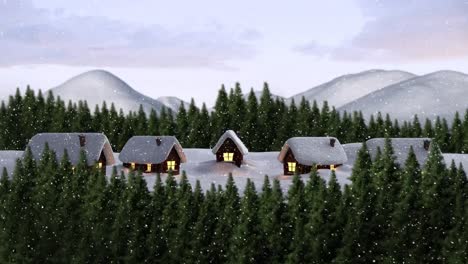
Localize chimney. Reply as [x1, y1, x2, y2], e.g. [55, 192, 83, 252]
[329, 138, 336, 147]
[423, 140, 430, 151]
[78, 134, 86, 147]
[156, 137, 162, 146]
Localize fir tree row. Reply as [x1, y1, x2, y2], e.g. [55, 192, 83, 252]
[0, 140, 466, 263]
[2, 84, 468, 153]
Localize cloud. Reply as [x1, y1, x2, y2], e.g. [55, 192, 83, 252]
[296, 0, 468, 62]
[0, 0, 258, 68]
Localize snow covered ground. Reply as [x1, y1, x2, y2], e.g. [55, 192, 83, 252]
[113, 149, 353, 193]
[0, 149, 353, 193]
[7, 146, 467, 194]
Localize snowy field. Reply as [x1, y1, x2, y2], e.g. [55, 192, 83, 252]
[4, 146, 466, 194]
[0, 148, 354, 193]
[113, 149, 353, 193]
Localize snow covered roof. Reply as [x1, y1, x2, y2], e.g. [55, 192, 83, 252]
[26, 133, 115, 166]
[443, 153, 468, 171]
[278, 137, 347, 165]
[212, 130, 249, 155]
[119, 136, 187, 164]
[366, 138, 432, 166]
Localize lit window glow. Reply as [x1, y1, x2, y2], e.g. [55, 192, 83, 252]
[167, 161, 176, 171]
[330, 164, 336, 171]
[223, 152, 234, 162]
[97, 162, 103, 169]
[288, 162, 296, 172]
[146, 164, 152, 172]
[131, 162, 135, 170]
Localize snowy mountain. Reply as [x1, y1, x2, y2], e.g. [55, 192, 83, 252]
[289, 69, 416, 108]
[339, 70, 468, 122]
[157, 96, 190, 111]
[49, 70, 186, 114]
[243, 90, 285, 102]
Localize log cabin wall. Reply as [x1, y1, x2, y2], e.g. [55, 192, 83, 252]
[215, 138, 243, 167]
[97, 151, 107, 174]
[162, 147, 181, 175]
[121, 147, 182, 175]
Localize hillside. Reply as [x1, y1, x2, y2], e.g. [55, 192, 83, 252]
[289, 69, 416, 108]
[339, 70, 468, 122]
[49, 70, 185, 114]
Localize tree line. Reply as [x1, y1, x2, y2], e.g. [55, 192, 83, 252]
[0, 139, 466, 263]
[1, 83, 468, 153]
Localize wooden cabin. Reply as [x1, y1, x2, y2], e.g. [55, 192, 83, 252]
[212, 130, 249, 167]
[26, 133, 116, 174]
[366, 138, 432, 166]
[278, 137, 347, 175]
[119, 136, 186, 175]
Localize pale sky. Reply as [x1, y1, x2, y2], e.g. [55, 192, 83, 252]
[1, 0, 468, 106]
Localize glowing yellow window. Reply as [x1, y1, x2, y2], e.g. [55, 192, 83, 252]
[330, 165, 336, 171]
[287, 162, 296, 172]
[131, 162, 136, 170]
[223, 153, 234, 162]
[167, 161, 176, 171]
[97, 162, 103, 169]
[146, 164, 152, 172]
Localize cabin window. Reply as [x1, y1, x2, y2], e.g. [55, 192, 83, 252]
[131, 162, 136, 170]
[330, 165, 336, 171]
[223, 152, 234, 162]
[287, 162, 296, 172]
[146, 164, 152, 172]
[167, 161, 176, 171]
[97, 162, 103, 169]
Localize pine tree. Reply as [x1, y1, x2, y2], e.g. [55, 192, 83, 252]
[124, 172, 152, 263]
[336, 142, 376, 263]
[147, 108, 159, 136]
[297, 97, 312, 136]
[386, 147, 423, 263]
[420, 141, 451, 262]
[135, 104, 148, 135]
[176, 103, 189, 145]
[258, 176, 288, 263]
[275, 99, 298, 148]
[2, 148, 38, 262]
[211, 174, 240, 263]
[321, 171, 344, 262]
[228, 83, 246, 133]
[411, 114, 422, 137]
[240, 89, 259, 150]
[189, 183, 219, 263]
[304, 168, 327, 263]
[450, 112, 464, 153]
[372, 138, 402, 261]
[257, 83, 276, 151]
[191, 103, 212, 148]
[228, 179, 261, 263]
[211, 85, 230, 144]
[147, 174, 166, 261]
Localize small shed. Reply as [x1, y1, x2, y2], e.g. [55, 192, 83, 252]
[277, 137, 347, 175]
[119, 136, 186, 175]
[27, 133, 116, 173]
[366, 138, 432, 166]
[212, 130, 248, 167]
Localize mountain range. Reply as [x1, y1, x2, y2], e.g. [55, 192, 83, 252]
[50, 70, 188, 114]
[48, 69, 468, 122]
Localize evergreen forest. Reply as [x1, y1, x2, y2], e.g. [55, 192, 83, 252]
[0, 84, 466, 263]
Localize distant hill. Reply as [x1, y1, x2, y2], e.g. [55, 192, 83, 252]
[243, 90, 284, 102]
[339, 70, 468, 122]
[49, 70, 186, 114]
[288, 69, 416, 108]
